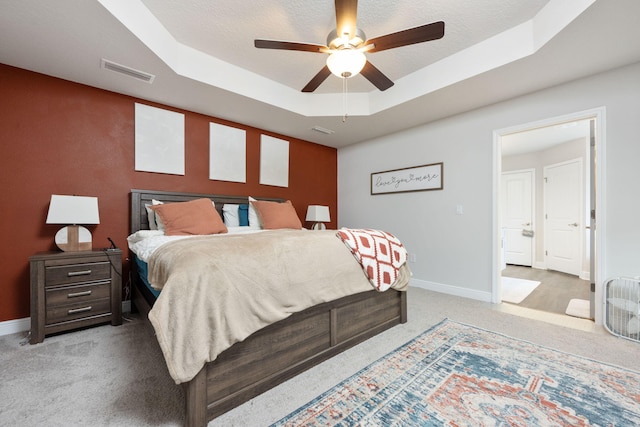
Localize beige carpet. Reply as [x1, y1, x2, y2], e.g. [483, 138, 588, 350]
[2, 288, 639, 426]
[501, 276, 541, 304]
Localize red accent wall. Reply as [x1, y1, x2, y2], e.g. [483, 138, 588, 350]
[0, 64, 337, 323]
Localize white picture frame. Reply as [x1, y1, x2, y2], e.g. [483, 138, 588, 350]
[209, 123, 246, 183]
[371, 162, 443, 195]
[134, 103, 185, 175]
[260, 135, 289, 187]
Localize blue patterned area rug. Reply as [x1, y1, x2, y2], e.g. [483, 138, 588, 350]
[271, 319, 640, 426]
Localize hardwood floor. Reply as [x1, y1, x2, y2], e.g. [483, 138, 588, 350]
[502, 265, 591, 316]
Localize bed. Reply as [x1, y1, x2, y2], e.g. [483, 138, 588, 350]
[128, 189, 409, 426]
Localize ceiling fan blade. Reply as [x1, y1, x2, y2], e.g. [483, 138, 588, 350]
[302, 66, 332, 92]
[255, 39, 327, 53]
[366, 21, 445, 53]
[360, 61, 394, 91]
[335, 0, 358, 40]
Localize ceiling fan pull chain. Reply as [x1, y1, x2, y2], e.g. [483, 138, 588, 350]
[342, 76, 348, 122]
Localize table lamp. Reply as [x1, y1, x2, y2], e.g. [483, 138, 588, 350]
[306, 205, 330, 230]
[46, 195, 100, 251]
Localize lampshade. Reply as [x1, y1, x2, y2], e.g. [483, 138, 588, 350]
[46, 195, 100, 225]
[46, 195, 100, 252]
[306, 205, 330, 222]
[326, 49, 366, 78]
[306, 205, 330, 230]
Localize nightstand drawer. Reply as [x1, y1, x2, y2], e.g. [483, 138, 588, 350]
[46, 298, 111, 324]
[46, 261, 111, 286]
[45, 281, 111, 307]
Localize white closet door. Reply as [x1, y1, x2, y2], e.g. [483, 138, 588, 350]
[502, 170, 534, 266]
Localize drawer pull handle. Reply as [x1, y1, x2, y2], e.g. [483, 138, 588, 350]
[67, 290, 92, 298]
[67, 306, 92, 315]
[67, 270, 92, 277]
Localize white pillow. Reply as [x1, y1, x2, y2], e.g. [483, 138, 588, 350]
[144, 203, 157, 230]
[222, 204, 240, 227]
[151, 199, 165, 231]
[248, 196, 263, 228]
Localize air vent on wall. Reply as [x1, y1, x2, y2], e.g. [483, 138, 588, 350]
[101, 59, 155, 83]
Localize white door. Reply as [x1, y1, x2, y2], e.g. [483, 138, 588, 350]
[502, 170, 534, 266]
[544, 159, 583, 275]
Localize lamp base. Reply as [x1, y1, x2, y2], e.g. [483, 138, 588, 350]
[311, 222, 326, 230]
[55, 225, 92, 251]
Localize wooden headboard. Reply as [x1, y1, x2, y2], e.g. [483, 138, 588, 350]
[130, 189, 283, 234]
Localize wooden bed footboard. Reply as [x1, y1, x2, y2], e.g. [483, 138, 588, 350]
[184, 288, 407, 427]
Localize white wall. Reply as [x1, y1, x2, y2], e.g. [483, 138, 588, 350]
[338, 61, 640, 303]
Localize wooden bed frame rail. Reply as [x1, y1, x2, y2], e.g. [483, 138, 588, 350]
[129, 189, 408, 426]
[186, 290, 406, 425]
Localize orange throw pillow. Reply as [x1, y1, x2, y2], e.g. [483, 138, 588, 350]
[250, 200, 302, 229]
[151, 198, 227, 236]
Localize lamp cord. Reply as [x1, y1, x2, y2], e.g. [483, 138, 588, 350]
[102, 248, 123, 278]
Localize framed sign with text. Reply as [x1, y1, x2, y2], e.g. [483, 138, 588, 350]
[371, 162, 443, 195]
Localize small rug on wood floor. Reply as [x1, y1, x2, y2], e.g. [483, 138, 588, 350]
[271, 319, 640, 426]
[501, 276, 541, 304]
[566, 298, 591, 319]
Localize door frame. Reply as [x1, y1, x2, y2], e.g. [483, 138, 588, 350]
[492, 107, 606, 325]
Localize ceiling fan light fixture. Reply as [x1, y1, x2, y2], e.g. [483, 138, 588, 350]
[254, 2, 444, 92]
[327, 28, 366, 50]
[326, 49, 366, 78]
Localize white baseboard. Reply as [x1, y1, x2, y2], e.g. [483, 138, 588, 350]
[0, 317, 30, 337]
[529, 262, 591, 281]
[410, 278, 493, 303]
[0, 301, 133, 338]
[579, 271, 591, 281]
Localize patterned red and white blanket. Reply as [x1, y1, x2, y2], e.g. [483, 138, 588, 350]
[336, 228, 408, 291]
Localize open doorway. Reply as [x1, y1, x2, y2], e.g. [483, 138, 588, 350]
[493, 108, 606, 325]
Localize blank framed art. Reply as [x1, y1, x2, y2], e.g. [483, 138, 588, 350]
[259, 134, 289, 187]
[209, 123, 246, 183]
[134, 103, 185, 175]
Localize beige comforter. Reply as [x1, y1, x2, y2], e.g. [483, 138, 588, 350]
[147, 229, 410, 384]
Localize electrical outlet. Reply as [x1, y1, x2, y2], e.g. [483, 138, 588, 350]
[409, 253, 417, 263]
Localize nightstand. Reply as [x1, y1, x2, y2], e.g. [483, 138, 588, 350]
[29, 249, 122, 344]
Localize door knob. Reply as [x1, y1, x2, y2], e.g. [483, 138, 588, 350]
[568, 222, 578, 227]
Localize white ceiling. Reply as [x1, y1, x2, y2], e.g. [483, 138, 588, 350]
[140, 0, 548, 94]
[1, 0, 639, 149]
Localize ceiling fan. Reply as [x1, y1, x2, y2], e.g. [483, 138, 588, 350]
[254, 0, 445, 92]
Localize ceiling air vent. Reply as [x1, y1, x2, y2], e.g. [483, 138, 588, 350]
[311, 125, 335, 135]
[101, 59, 155, 83]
